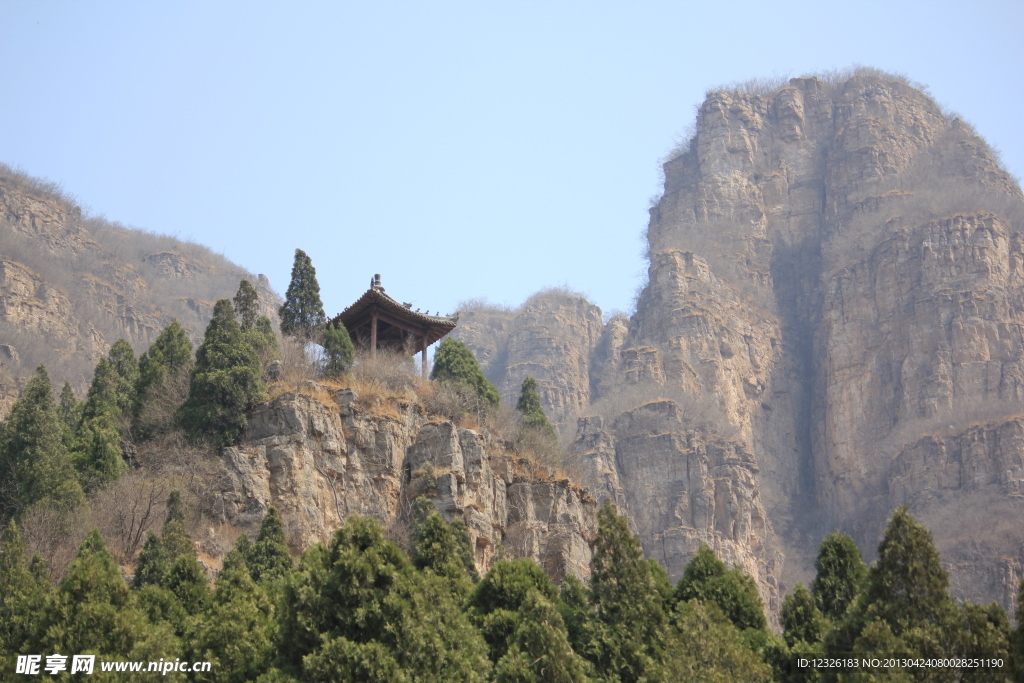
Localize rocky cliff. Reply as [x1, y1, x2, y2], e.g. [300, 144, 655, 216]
[454, 69, 1024, 615]
[209, 385, 597, 580]
[0, 165, 277, 415]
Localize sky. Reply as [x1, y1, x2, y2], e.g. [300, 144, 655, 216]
[2, 1, 1022, 320]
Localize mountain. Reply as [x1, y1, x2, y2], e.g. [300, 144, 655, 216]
[454, 68, 1024, 615]
[0, 163, 279, 414]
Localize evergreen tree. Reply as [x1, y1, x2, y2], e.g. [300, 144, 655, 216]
[35, 529, 152, 658]
[781, 583, 828, 647]
[278, 249, 325, 338]
[493, 590, 593, 683]
[136, 321, 194, 403]
[661, 600, 773, 683]
[516, 376, 557, 441]
[322, 325, 355, 377]
[430, 338, 500, 407]
[234, 279, 260, 331]
[72, 355, 130, 491]
[469, 558, 560, 663]
[106, 338, 140, 415]
[811, 531, 867, 621]
[0, 521, 51, 659]
[0, 365, 85, 518]
[247, 507, 292, 584]
[675, 544, 768, 632]
[588, 499, 667, 682]
[178, 299, 265, 447]
[246, 316, 280, 361]
[185, 559, 275, 683]
[277, 515, 490, 681]
[58, 381, 78, 433]
[410, 497, 478, 596]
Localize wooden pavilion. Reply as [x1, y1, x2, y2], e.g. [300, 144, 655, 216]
[329, 274, 458, 377]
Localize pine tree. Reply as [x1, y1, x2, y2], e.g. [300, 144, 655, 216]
[781, 583, 828, 647]
[107, 338, 140, 415]
[588, 499, 667, 682]
[516, 376, 557, 441]
[674, 544, 767, 632]
[58, 381, 78, 432]
[234, 279, 260, 331]
[322, 325, 354, 377]
[72, 355, 129, 491]
[430, 338, 500, 407]
[0, 521, 51, 658]
[493, 590, 593, 683]
[410, 497, 478, 596]
[247, 507, 292, 584]
[246, 315, 280, 361]
[661, 600, 773, 683]
[0, 365, 85, 518]
[135, 321, 195, 439]
[278, 249, 325, 338]
[35, 529, 151, 657]
[811, 531, 866, 621]
[185, 559, 275, 683]
[277, 515, 490, 681]
[178, 299, 265, 447]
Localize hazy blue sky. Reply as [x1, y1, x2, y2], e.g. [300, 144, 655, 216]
[2, 1, 1022, 319]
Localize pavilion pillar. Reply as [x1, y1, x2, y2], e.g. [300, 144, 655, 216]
[421, 342, 428, 378]
[370, 310, 378, 358]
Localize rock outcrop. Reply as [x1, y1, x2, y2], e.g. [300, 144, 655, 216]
[455, 70, 1024, 615]
[0, 166, 278, 414]
[212, 388, 597, 580]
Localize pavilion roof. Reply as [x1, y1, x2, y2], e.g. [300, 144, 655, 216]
[329, 283, 458, 351]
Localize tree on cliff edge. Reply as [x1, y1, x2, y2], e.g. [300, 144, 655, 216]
[278, 249, 325, 338]
[430, 338, 499, 407]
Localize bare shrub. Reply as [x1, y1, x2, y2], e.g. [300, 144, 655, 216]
[20, 504, 91, 582]
[348, 349, 422, 398]
[88, 472, 169, 564]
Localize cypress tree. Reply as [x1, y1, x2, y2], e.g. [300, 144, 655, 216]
[516, 376, 557, 441]
[234, 279, 260, 331]
[246, 315, 280, 360]
[781, 583, 828, 647]
[277, 515, 490, 681]
[178, 299, 265, 447]
[589, 499, 667, 682]
[493, 590, 593, 683]
[247, 507, 292, 584]
[0, 365, 85, 518]
[322, 325, 355, 377]
[72, 355, 129, 491]
[278, 249, 325, 338]
[661, 600, 773, 683]
[0, 521, 51, 658]
[811, 531, 867, 621]
[106, 338, 140, 415]
[675, 545, 768, 633]
[58, 381, 78, 433]
[185, 559, 275, 683]
[137, 320, 194, 400]
[410, 497, 478, 596]
[430, 338, 500, 407]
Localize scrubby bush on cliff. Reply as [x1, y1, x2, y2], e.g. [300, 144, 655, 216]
[516, 376, 557, 443]
[430, 338, 499, 408]
[177, 299, 265, 448]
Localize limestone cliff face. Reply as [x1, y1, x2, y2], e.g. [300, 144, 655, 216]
[0, 167, 278, 414]
[455, 71, 1024, 615]
[211, 387, 597, 580]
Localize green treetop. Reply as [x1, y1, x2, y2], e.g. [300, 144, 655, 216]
[234, 279, 260, 331]
[516, 376, 557, 441]
[430, 338, 500, 407]
[178, 299, 265, 447]
[278, 249, 325, 338]
[811, 531, 867, 621]
[106, 338, 140, 415]
[674, 544, 767, 633]
[322, 325, 355, 377]
[0, 365, 85, 518]
[246, 506, 293, 584]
